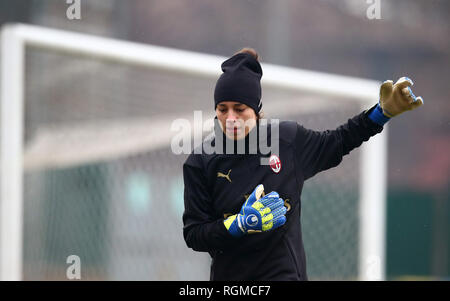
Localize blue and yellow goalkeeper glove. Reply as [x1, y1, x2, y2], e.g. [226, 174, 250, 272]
[369, 76, 424, 125]
[223, 184, 287, 237]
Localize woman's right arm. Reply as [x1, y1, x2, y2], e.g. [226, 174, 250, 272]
[182, 156, 236, 253]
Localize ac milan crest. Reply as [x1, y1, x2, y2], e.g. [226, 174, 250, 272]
[269, 154, 281, 174]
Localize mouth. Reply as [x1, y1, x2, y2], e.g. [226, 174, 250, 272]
[226, 127, 241, 134]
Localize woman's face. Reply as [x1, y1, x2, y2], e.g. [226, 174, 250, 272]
[216, 101, 257, 140]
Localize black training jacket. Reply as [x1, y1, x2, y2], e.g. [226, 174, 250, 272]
[182, 104, 383, 280]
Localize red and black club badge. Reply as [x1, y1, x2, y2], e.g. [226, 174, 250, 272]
[269, 154, 281, 174]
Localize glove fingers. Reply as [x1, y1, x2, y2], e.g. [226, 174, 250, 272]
[401, 87, 416, 104]
[400, 87, 423, 111]
[410, 96, 424, 109]
[272, 215, 287, 229]
[394, 76, 414, 89]
[271, 205, 287, 218]
[246, 184, 265, 206]
[262, 212, 286, 231]
[261, 203, 286, 224]
[258, 191, 280, 206]
[379, 80, 393, 101]
[264, 198, 284, 211]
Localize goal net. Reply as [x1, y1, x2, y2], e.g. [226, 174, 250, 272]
[1, 24, 387, 280]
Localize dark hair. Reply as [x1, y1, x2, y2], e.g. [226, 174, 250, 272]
[256, 110, 264, 121]
[234, 47, 260, 62]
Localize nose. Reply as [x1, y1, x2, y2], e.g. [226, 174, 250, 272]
[226, 111, 237, 122]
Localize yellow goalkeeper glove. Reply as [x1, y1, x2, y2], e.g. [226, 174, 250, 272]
[379, 76, 424, 118]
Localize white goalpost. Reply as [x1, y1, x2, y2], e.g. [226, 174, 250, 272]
[1, 24, 387, 281]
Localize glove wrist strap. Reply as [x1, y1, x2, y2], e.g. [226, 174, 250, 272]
[368, 103, 391, 126]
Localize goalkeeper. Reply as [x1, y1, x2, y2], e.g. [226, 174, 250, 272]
[182, 48, 423, 280]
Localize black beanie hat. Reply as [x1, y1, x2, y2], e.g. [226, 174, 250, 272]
[214, 52, 263, 113]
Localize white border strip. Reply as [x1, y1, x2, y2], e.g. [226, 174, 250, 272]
[1, 25, 25, 281]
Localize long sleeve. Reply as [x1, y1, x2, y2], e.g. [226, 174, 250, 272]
[295, 104, 384, 180]
[182, 155, 235, 253]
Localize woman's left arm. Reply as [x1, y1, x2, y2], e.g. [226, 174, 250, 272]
[295, 76, 423, 180]
[295, 105, 383, 180]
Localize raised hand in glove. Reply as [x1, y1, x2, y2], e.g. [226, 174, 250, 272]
[368, 76, 424, 125]
[379, 76, 424, 117]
